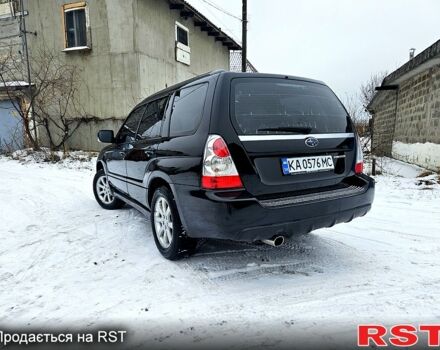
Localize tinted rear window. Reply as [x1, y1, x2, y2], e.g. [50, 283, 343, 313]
[231, 78, 351, 135]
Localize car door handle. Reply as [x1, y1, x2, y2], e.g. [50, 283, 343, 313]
[119, 151, 126, 157]
[144, 150, 154, 156]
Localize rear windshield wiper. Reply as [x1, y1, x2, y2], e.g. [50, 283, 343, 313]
[256, 126, 313, 134]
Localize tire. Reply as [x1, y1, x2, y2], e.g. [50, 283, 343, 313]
[93, 169, 125, 210]
[151, 186, 198, 260]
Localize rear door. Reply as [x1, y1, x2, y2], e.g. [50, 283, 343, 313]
[106, 105, 145, 194]
[126, 96, 169, 204]
[229, 77, 355, 197]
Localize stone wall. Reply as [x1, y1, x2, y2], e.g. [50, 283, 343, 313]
[371, 64, 440, 170]
[371, 90, 397, 156]
[394, 67, 440, 144]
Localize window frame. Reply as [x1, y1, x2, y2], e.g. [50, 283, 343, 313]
[229, 77, 352, 136]
[0, 2, 16, 19]
[175, 21, 190, 65]
[175, 21, 189, 48]
[62, 2, 90, 51]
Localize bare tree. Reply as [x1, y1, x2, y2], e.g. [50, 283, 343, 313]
[0, 47, 38, 149]
[344, 93, 365, 131]
[342, 72, 389, 156]
[360, 71, 388, 111]
[0, 47, 92, 151]
[343, 93, 370, 154]
[358, 71, 389, 174]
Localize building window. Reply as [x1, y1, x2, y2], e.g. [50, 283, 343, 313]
[0, 1, 16, 19]
[175, 22, 190, 65]
[62, 2, 90, 50]
[176, 25, 188, 46]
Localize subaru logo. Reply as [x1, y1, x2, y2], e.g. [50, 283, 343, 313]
[305, 137, 319, 148]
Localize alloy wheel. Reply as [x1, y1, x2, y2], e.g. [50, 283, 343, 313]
[96, 175, 114, 205]
[154, 196, 173, 249]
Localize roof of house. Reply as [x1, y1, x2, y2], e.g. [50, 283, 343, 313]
[383, 39, 440, 85]
[368, 39, 440, 111]
[168, 0, 241, 51]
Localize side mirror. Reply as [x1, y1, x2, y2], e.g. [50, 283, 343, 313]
[97, 130, 115, 143]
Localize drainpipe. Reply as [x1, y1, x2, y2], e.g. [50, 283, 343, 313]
[19, 0, 38, 148]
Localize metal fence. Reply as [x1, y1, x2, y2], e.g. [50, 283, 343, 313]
[229, 50, 258, 73]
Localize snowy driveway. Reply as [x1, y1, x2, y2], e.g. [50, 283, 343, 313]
[1, 158, 439, 348]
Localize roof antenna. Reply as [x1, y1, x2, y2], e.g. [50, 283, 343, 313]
[409, 48, 416, 60]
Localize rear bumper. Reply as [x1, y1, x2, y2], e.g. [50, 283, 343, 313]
[173, 175, 375, 242]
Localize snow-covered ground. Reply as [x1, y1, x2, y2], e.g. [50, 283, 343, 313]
[0, 156, 439, 348]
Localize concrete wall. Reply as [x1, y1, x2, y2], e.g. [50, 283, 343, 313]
[23, 0, 139, 150]
[135, 0, 229, 97]
[23, 0, 230, 150]
[0, 14, 21, 59]
[0, 10, 26, 149]
[25, 0, 140, 119]
[0, 6, 25, 83]
[371, 64, 440, 170]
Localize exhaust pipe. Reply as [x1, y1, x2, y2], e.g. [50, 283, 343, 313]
[261, 236, 285, 247]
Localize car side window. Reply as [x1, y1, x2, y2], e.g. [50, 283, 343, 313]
[117, 106, 145, 143]
[170, 83, 208, 137]
[137, 96, 169, 140]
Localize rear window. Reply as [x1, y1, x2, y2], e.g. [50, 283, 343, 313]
[231, 78, 351, 135]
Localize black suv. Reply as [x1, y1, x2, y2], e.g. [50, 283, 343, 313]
[93, 71, 375, 260]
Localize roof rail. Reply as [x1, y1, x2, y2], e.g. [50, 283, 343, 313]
[134, 70, 225, 108]
[207, 69, 226, 75]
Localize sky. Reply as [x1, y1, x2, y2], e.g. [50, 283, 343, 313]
[187, 0, 440, 100]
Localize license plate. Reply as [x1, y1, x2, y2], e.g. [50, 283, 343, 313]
[281, 155, 334, 175]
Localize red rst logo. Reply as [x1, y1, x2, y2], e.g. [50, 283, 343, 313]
[358, 324, 440, 347]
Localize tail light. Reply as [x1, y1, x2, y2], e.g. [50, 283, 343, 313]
[201, 135, 243, 189]
[355, 134, 364, 174]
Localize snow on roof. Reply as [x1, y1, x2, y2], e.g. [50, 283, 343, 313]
[368, 38, 440, 111]
[0, 81, 34, 91]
